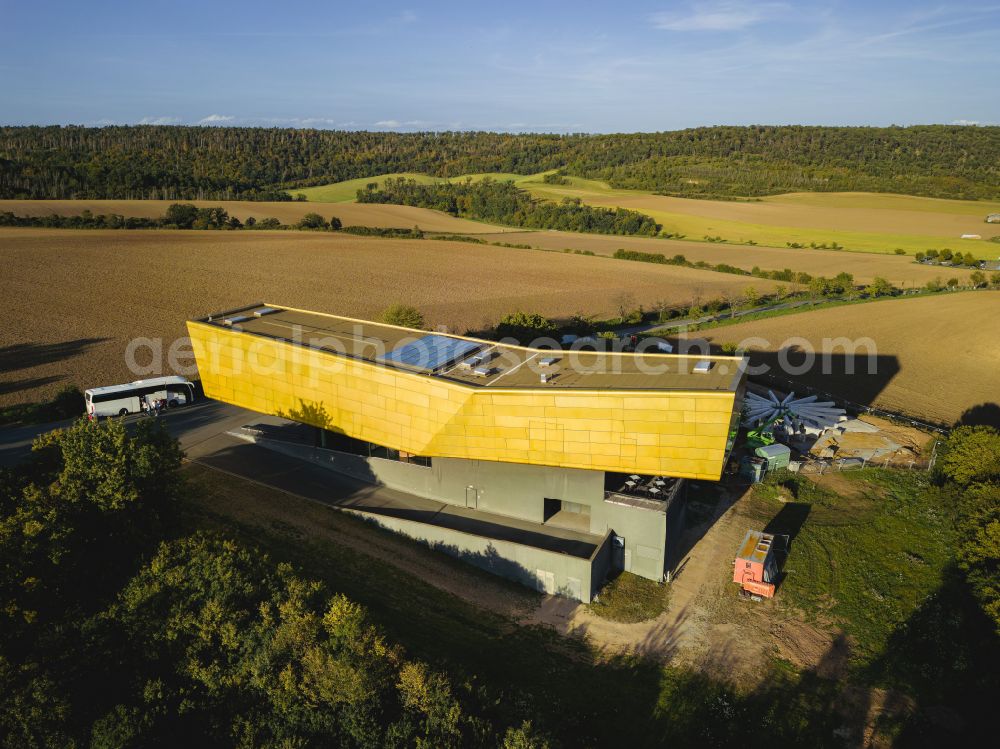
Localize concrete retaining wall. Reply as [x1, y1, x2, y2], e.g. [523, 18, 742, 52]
[235, 431, 670, 587]
[344, 509, 611, 603]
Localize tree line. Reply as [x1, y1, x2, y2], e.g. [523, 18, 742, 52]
[935, 426, 1000, 637]
[0, 203, 342, 231]
[356, 178, 661, 235]
[1, 124, 997, 200]
[0, 419, 544, 747]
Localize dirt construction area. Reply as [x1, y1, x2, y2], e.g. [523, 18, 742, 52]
[524, 482, 846, 683]
[0, 228, 778, 405]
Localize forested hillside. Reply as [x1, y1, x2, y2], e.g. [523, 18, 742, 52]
[1, 125, 998, 201]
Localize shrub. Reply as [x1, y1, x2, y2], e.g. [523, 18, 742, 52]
[163, 203, 198, 228]
[865, 277, 895, 297]
[297, 212, 329, 230]
[0, 385, 85, 426]
[495, 311, 554, 342]
[938, 426, 1000, 487]
[381, 304, 425, 329]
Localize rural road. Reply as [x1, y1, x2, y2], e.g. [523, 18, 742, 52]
[0, 400, 260, 468]
[0, 399, 602, 556]
[613, 298, 817, 339]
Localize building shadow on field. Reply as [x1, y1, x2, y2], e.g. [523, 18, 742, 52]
[955, 402, 1000, 429]
[0, 338, 110, 374]
[0, 375, 66, 396]
[672, 339, 902, 411]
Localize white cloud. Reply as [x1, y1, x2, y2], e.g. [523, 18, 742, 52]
[373, 119, 402, 128]
[138, 116, 180, 125]
[651, 1, 786, 32]
[198, 114, 234, 124]
[951, 119, 980, 126]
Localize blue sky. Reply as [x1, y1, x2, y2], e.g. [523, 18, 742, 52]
[1, 1, 997, 132]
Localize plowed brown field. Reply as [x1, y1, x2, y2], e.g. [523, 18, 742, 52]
[2, 199, 983, 287]
[675, 292, 1000, 425]
[475, 230, 977, 287]
[0, 229, 778, 405]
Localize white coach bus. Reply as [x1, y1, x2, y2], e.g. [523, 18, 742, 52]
[85, 376, 197, 419]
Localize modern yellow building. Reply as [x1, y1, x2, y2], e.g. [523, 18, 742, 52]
[188, 304, 745, 481]
[188, 303, 747, 600]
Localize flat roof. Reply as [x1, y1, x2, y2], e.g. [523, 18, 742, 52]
[737, 530, 775, 564]
[193, 303, 746, 393]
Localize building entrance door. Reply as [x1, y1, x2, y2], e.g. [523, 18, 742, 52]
[465, 485, 478, 509]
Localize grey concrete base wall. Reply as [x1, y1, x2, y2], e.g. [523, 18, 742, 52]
[238, 433, 671, 585]
[345, 509, 605, 603]
[593, 501, 668, 581]
[664, 490, 688, 574]
[243, 434, 607, 523]
[589, 532, 613, 597]
[433, 457, 606, 524]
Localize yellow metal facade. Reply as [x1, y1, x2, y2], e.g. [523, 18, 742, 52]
[188, 321, 740, 480]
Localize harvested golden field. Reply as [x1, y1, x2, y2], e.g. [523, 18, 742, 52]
[0, 199, 507, 234]
[304, 172, 1000, 254]
[675, 292, 1000, 426]
[524, 178, 1000, 255]
[476, 230, 976, 287]
[0, 228, 778, 405]
[541, 189, 1000, 240]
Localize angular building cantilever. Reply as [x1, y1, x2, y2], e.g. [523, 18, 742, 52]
[187, 303, 748, 481]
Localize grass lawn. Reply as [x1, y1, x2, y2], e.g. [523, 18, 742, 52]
[589, 571, 670, 623]
[743, 469, 956, 663]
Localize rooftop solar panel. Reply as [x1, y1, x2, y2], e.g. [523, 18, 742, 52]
[377, 334, 482, 373]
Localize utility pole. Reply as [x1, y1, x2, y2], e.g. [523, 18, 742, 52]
[928, 440, 941, 472]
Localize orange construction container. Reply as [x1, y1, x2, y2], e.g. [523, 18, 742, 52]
[734, 530, 779, 598]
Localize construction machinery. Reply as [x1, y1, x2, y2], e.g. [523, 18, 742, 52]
[733, 530, 786, 599]
[739, 443, 792, 483]
[742, 390, 846, 447]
